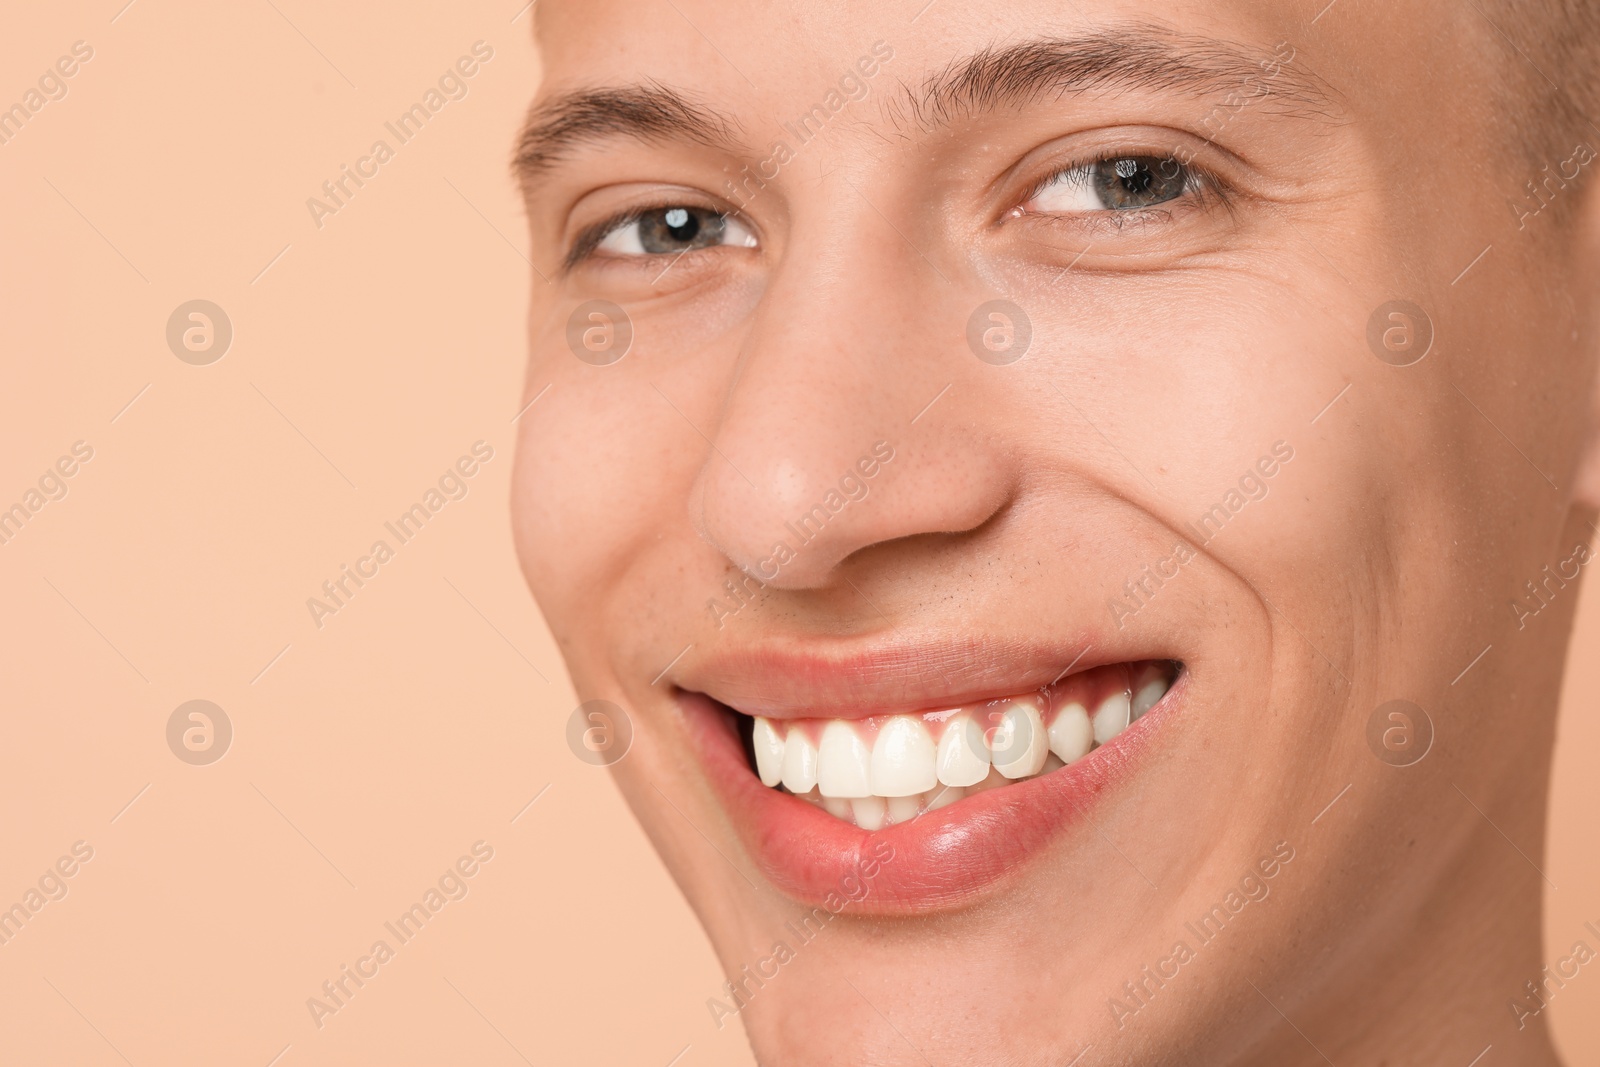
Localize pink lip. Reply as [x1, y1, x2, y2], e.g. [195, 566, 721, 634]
[677, 667, 1184, 913]
[674, 635, 1166, 720]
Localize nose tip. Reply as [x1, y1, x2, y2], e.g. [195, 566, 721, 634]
[696, 431, 1011, 591]
[694, 439, 897, 588]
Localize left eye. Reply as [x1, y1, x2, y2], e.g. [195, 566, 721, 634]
[597, 206, 759, 255]
[1027, 156, 1191, 213]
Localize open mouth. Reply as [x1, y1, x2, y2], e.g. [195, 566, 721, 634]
[724, 660, 1181, 830]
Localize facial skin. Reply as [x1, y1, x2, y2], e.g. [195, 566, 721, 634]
[512, 1, 1600, 1063]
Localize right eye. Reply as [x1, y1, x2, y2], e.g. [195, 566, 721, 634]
[596, 206, 759, 256]
[1025, 155, 1195, 215]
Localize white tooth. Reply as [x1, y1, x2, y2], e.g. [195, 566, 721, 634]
[823, 796, 853, 820]
[1131, 677, 1168, 720]
[851, 795, 887, 831]
[936, 713, 991, 787]
[886, 794, 921, 825]
[967, 765, 1007, 795]
[991, 700, 1048, 779]
[781, 729, 818, 793]
[817, 720, 874, 797]
[1048, 702, 1094, 763]
[925, 784, 964, 810]
[870, 716, 937, 797]
[752, 717, 786, 787]
[1092, 691, 1132, 745]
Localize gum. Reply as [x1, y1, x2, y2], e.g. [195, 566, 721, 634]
[773, 660, 1174, 747]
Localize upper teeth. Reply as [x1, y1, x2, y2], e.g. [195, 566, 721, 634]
[749, 663, 1173, 827]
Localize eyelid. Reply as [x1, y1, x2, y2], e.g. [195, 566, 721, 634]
[566, 207, 646, 269]
[564, 200, 755, 270]
[1017, 152, 1222, 217]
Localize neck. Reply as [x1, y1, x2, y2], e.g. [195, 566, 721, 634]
[1260, 800, 1563, 1064]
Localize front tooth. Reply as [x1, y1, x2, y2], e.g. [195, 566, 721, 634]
[967, 765, 1008, 795]
[817, 720, 874, 797]
[752, 717, 786, 787]
[781, 729, 819, 793]
[1092, 691, 1132, 745]
[991, 700, 1048, 779]
[885, 794, 921, 825]
[1131, 675, 1168, 720]
[1048, 702, 1094, 763]
[851, 795, 887, 831]
[823, 796, 853, 820]
[871, 716, 937, 797]
[936, 713, 991, 787]
[925, 784, 964, 811]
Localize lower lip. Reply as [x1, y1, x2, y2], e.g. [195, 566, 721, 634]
[677, 677, 1182, 913]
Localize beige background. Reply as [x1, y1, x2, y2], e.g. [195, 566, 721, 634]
[0, 3, 1595, 1063]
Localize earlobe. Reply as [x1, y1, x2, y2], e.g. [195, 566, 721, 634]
[1567, 177, 1600, 510]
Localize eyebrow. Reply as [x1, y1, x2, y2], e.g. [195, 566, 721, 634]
[514, 82, 742, 183]
[514, 26, 1334, 183]
[899, 26, 1334, 130]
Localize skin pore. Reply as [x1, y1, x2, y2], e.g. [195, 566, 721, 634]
[512, 1, 1600, 1063]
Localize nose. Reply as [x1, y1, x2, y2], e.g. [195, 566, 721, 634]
[693, 202, 1014, 590]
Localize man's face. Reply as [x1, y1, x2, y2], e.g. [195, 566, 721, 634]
[514, 0, 1596, 1061]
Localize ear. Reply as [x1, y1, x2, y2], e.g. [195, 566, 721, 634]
[1568, 168, 1600, 511]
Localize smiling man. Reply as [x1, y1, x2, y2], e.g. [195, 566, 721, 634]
[511, 1, 1600, 1063]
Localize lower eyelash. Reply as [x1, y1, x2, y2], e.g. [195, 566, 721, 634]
[1034, 206, 1179, 237]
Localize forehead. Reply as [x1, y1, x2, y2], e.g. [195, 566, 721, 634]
[521, 0, 1487, 177]
[531, 0, 1318, 101]
[521, 0, 1376, 190]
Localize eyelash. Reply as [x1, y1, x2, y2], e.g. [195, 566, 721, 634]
[1013, 153, 1227, 229]
[566, 206, 646, 268]
[564, 202, 741, 270]
[564, 150, 1228, 267]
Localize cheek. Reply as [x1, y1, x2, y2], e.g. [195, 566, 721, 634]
[511, 380, 659, 622]
[512, 287, 755, 633]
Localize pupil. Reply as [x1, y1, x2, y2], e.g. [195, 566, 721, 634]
[1114, 159, 1154, 194]
[636, 205, 726, 253]
[664, 207, 698, 241]
[1094, 156, 1184, 209]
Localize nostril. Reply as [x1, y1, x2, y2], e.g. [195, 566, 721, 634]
[696, 440, 907, 589]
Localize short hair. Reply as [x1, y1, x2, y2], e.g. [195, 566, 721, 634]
[1485, 0, 1600, 163]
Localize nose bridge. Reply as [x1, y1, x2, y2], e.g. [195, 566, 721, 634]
[696, 228, 912, 561]
[692, 197, 1012, 588]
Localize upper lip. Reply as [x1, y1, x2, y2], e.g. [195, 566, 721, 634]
[672, 631, 1167, 719]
